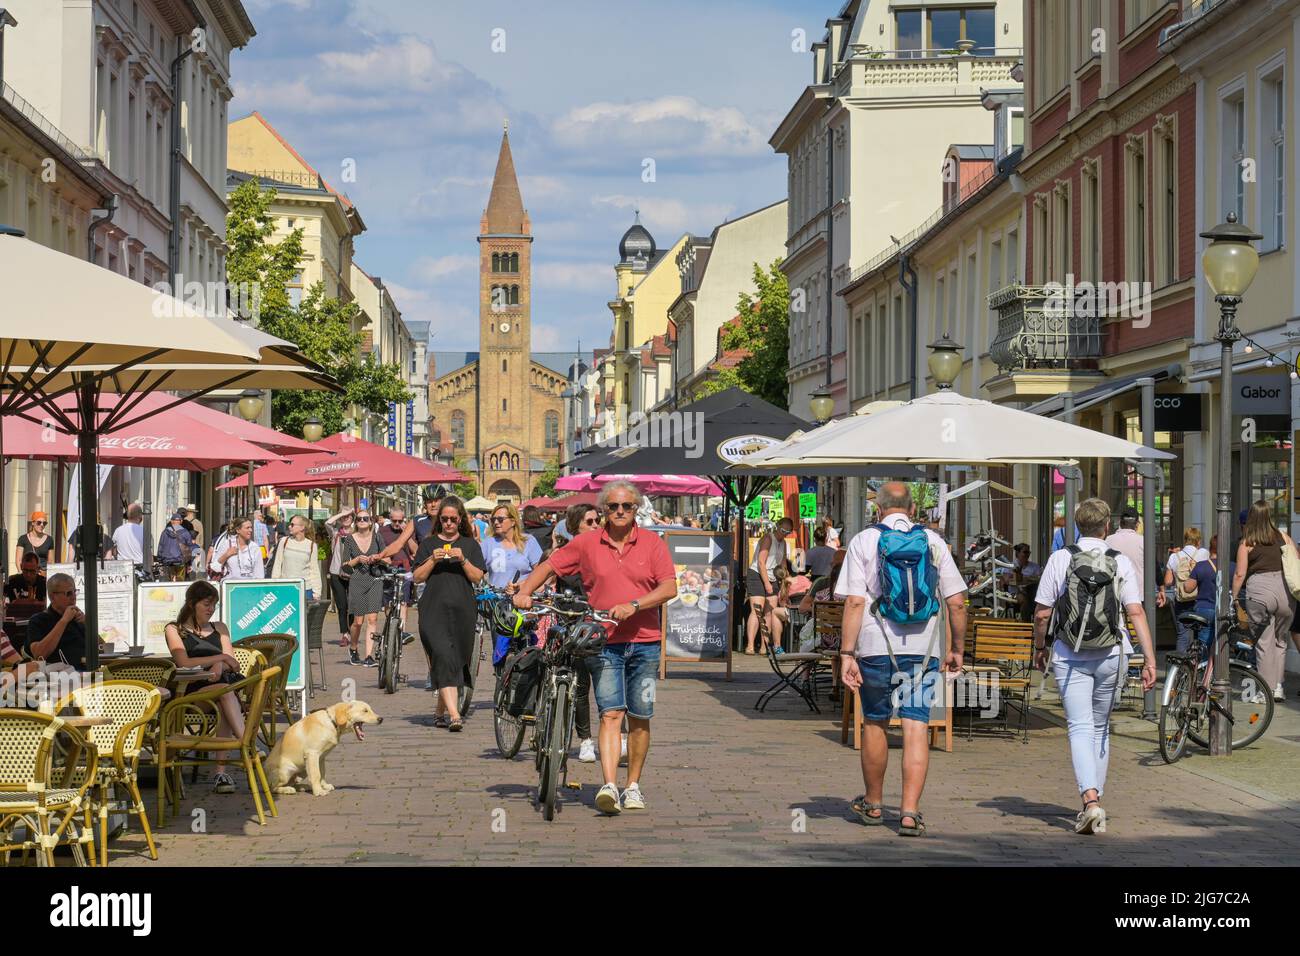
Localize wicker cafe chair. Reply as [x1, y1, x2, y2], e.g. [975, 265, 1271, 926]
[156, 667, 280, 827]
[101, 657, 177, 688]
[0, 709, 98, 866]
[231, 646, 266, 678]
[233, 634, 297, 746]
[54, 680, 161, 866]
[304, 600, 330, 696]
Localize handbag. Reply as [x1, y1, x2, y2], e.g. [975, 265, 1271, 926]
[1280, 534, 1300, 600]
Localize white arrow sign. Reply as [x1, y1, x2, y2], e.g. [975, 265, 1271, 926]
[676, 539, 724, 563]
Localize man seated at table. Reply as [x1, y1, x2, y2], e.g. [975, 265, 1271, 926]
[998, 542, 1042, 621]
[4, 552, 47, 606]
[24, 573, 94, 670]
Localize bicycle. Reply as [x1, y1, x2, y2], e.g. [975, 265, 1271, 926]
[1158, 609, 1274, 764]
[374, 568, 409, 695]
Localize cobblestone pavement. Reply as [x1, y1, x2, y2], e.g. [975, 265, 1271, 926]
[117, 644, 1300, 866]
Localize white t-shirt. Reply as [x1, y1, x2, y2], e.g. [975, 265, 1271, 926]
[211, 538, 265, 580]
[1036, 536, 1139, 660]
[1166, 545, 1210, 579]
[835, 513, 966, 659]
[111, 522, 144, 564]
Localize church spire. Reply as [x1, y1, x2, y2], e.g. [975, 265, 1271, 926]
[484, 125, 527, 235]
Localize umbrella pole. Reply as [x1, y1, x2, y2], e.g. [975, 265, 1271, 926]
[77, 377, 101, 671]
[54, 460, 64, 563]
[142, 466, 153, 566]
[247, 460, 255, 517]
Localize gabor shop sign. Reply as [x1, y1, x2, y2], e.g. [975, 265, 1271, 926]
[1232, 371, 1290, 415]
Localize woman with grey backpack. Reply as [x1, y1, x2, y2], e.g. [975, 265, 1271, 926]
[1033, 499, 1156, 835]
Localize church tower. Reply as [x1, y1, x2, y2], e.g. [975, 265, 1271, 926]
[476, 125, 533, 500]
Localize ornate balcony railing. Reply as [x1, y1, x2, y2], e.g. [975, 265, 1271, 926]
[988, 285, 1103, 373]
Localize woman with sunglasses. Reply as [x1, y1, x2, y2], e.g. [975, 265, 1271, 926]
[16, 512, 53, 571]
[413, 495, 486, 732]
[325, 509, 355, 647]
[481, 503, 544, 677]
[339, 510, 389, 667]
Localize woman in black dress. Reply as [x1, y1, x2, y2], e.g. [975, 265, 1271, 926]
[414, 495, 485, 731]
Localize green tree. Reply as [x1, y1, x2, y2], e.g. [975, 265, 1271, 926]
[225, 179, 410, 439]
[451, 457, 478, 501]
[717, 260, 790, 408]
[532, 458, 562, 498]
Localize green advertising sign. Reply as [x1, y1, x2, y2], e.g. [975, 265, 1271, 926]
[222, 578, 306, 698]
[744, 497, 762, 520]
[798, 492, 817, 519]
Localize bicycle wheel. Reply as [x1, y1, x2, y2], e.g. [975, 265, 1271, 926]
[539, 679, 568, 821]
[493, 666, 527, 759]
[1187, 662, 1274, 750]
[1158, 662, 1193, 764]
[381, 612, 400, 695]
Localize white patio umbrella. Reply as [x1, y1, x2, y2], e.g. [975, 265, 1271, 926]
[733, 391, 1174, 468]
[0, 231, 339, 665]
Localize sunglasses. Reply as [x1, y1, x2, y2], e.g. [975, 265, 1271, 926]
[606, 502, 637, 513]
[582, 517, 600, 526]
[439, 515, 460, 523]
[33, 520, 47, 526]
[491, 516, 510, 524]
[355, 516, 372, 523]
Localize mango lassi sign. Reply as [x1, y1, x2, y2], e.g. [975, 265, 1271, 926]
[221, 578, 306, 695]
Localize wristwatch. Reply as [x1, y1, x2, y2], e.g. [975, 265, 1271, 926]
[630, 599, 641, 612]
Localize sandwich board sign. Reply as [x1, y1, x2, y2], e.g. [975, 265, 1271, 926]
[221, 578, 307, 714]
[659, 530, 733, 680]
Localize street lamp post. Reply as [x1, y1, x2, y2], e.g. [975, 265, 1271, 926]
[303, 416, 322, 527]
[237, 390, 265, 516]
[1200, 212, 1262, 757]
[927, 334, 964, 391]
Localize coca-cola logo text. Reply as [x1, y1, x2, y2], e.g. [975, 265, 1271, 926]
[94, 436, 184, 451]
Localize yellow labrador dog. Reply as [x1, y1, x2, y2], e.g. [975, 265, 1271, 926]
[265, 700, 383, 796]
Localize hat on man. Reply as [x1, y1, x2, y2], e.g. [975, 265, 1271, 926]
[184, 503, 197, 512]
[1119, 506, 1139, 522]
[170, 510, 187, 521]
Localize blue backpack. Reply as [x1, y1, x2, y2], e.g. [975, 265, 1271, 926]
[871, 523, 941, 624]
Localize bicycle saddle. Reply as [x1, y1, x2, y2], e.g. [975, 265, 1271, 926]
[1177, 612, 1210, 629]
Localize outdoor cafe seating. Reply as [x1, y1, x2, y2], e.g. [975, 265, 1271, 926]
[0, 709, 99, 866]
[233, 634, 297, 746]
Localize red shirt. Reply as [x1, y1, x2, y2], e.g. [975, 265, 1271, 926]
[548, 526, 675, 644]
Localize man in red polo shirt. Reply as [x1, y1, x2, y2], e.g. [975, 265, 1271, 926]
[514, 479, 677, 815]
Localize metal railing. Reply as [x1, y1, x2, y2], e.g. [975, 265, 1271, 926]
[988, 285, 1103, 373]
[1159, 0, 1228, 45]
[848, 45, 1024, 59]
[1, 81, 98, 162]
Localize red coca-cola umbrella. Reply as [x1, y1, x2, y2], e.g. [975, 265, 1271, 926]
[3, 401, 285, 470]
[217, 432, 463, 489]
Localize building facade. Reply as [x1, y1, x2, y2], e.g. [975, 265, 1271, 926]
[771, 0, 1023, 424]
[428, 129, 567, 502]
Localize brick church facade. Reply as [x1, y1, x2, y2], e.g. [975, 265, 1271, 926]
[429, 129, 568, 502]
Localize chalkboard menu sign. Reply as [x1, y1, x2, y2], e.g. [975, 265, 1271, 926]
[660, 530, 733, 678]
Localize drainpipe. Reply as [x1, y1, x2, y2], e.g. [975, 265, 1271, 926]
[899, 254, 918, 399]
[168, 15, 205, 293]
[86, 194, 117, 265]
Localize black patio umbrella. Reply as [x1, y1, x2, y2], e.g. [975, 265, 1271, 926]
[572, 388, 919, 649]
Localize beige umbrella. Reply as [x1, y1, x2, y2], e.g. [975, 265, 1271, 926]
[463, 495, 495, 512]
[0, 232, 340, 664]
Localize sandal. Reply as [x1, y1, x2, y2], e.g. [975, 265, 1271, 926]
[898, 810, 926, 837]
[448, 718, 464, 733]
[432, 713, 449, 729]
[850, 795, 884, 826]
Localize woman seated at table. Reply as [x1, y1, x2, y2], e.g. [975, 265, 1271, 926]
[163, 580, 245, 794]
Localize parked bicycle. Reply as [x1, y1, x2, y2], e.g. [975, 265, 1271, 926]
[375, 568, 412, 695]
[1158, 607, 1273, 764]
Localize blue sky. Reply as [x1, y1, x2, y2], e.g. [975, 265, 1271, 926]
[235, 0, 832, 353]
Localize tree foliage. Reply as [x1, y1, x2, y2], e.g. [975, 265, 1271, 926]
[532, 458, 562, 498]
[717, 260, 790, 409]
[451, 457, 478, 501]
[225, 179, 410, 440]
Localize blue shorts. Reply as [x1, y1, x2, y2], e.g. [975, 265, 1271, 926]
[856, 654, 940, 723]
[587, 641, 660, 720]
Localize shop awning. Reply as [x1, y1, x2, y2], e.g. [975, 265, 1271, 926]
[1021, 364, 1182, 419]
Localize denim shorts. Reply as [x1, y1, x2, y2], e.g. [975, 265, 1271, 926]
[587, 641, 660, 719]
[856, 654, 940, 723]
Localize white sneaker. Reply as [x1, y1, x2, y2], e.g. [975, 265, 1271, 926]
[1274, 684, 1286, 702]
[595, 782, 621, 814]
[1074, 803, 1106, 835]
[578, 738, 596, 763]
[621, 783, 646, 810]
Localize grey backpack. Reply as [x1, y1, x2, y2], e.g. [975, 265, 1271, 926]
[1051, 546, 1125, 652]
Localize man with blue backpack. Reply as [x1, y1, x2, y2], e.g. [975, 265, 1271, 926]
[836, 482, 967, 837]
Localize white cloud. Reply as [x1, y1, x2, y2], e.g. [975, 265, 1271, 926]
[531, 324, 564, 351]
[591, 194, 734, 236]
[552, 96, 770, 159]
[413, 255, 478, 280]
[533, 261, 609, 293]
